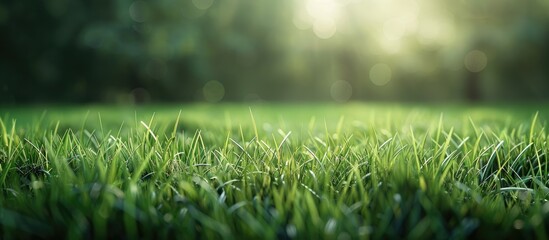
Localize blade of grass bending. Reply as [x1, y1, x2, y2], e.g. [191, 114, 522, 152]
[481, 141, 504, 183]
[140, 121, 158, 142]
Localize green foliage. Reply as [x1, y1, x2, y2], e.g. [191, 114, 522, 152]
[1, 1, 549, 102]
[1, 104, 549, 239]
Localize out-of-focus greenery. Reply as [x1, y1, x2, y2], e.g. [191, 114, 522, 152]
[1, 0, 549, 103]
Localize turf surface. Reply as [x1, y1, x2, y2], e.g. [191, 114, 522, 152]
[1, 103, 549, 239]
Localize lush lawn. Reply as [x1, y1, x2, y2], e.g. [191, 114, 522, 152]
[1, 103, 549, 239]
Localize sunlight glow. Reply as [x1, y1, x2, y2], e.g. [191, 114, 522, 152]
[313, 18, 337, 39]
[416, 12, 455, 47]
[383, 19, 408, 41]
[363, 0, 425, 54]
[306, 0, 338, 21]
[379, 0, 420, 41]
[304, 0, 341, 39]
[379, 38, 402, 55]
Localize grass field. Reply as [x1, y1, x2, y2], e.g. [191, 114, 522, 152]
[1, 103, 549, 239]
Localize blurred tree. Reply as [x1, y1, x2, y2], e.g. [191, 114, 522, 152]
[0, 0, 548, 104]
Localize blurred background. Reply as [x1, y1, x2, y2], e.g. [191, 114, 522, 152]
[1, 0, 548, 104]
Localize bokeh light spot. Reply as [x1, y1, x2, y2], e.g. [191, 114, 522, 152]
[370, 64, 392, 86]
[313, 18, 337, 39]
[330, 80, 352, 102]
[192, 0, 214, 10]
[464, 50, 487, 73]
[305, 0, 339, 39]
[163, 213, 173, 223]
[306, 0, 338, 20]
[262, 123, 273, 132]
[513, 220, 524, 230]
[203, 80, 225, 102]
[129, 1, 149, 23]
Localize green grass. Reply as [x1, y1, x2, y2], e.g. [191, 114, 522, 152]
[1, 103, 549, 239]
